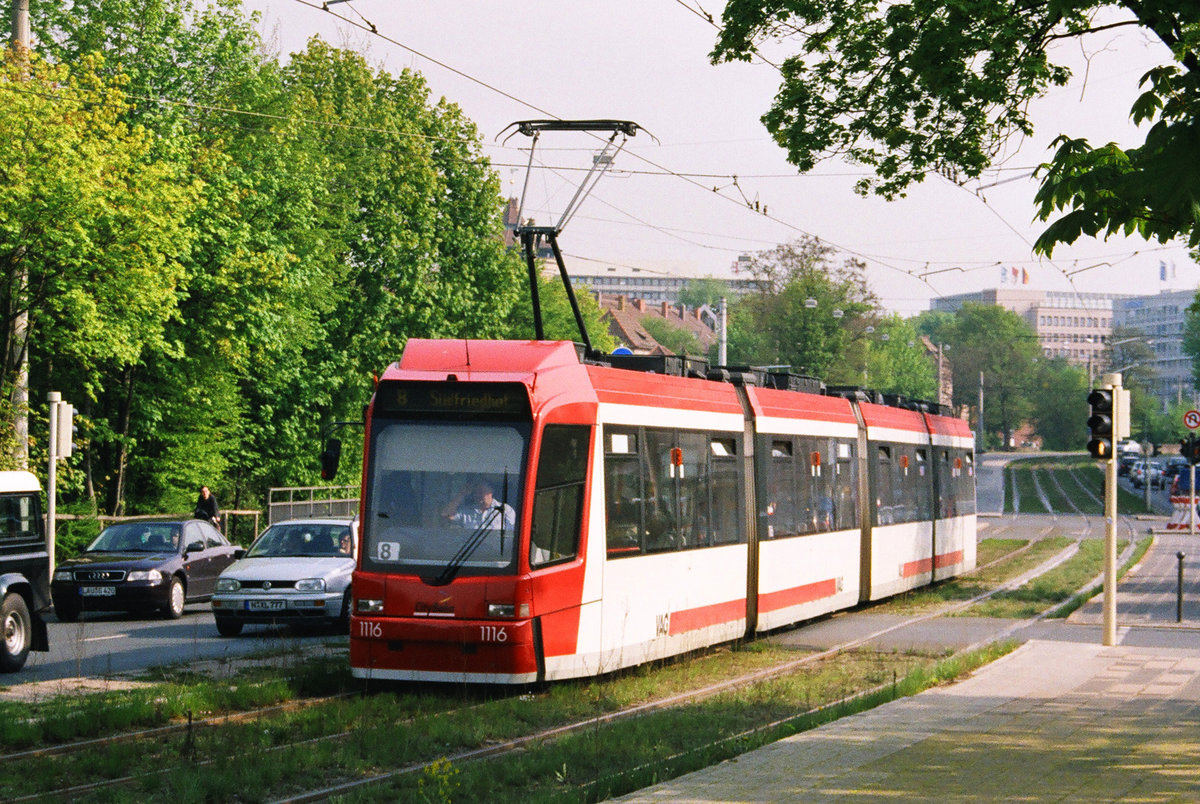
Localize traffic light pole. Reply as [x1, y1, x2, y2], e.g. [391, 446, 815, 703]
[1102, 373, 1123, 647]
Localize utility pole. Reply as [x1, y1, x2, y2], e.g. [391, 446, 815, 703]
[9, 0, 30, 468]
[977, 371, 985, 451]
[718, 296, 727, 366]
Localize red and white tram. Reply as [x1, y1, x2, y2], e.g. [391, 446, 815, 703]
[348, 339, 975, 684]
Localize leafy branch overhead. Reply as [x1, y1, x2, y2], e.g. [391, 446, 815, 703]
[712, 0, 1200, 253]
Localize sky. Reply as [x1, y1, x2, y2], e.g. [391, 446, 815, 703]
[240, 0, 1198, 316]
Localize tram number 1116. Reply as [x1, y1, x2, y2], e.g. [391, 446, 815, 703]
[480, 625, 508, 642]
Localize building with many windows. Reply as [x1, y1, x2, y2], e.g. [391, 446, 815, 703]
[1114, 289, 1196, 410]
[931, 288, 1133, 374]
[562, 259, 757, 305]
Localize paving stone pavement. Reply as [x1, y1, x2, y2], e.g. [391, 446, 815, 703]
[614, 526, 1200, 803]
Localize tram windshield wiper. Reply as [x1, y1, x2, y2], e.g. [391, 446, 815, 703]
[430, 506, 501, 587]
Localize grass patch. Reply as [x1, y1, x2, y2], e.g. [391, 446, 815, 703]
[877, 538, 1070, 615]
[0, 647, 355, 750]
[1006, 457, 1149, 515]
[1050, 536, 1154, 618]
[374, 641, 1019, 803]
[963, 538, 1131, 618]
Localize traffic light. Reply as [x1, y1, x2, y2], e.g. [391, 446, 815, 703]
[1087, 388, 1114, 460]
[1185, 435, 1200, 465]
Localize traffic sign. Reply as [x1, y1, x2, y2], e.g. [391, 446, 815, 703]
[1185, 410, 1200, 430]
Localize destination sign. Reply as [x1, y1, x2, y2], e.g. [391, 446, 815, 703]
[374, 381, 531, 418]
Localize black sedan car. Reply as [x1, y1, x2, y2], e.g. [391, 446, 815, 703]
[51, 519, 239, 621]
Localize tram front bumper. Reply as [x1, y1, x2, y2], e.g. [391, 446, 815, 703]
[349, 615, 539, 683]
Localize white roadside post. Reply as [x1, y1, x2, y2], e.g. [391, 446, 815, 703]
[45, 392, 74, 579]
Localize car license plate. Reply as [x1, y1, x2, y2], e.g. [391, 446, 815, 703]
[247, 599, 285, 611]
[80, 586, 117, 597]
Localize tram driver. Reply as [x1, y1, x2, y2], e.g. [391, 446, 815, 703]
[441, 479, 516, 531]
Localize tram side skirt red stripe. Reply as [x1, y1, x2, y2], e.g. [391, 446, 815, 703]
[668, 598, 746, 636]
[759, 578, 838, 613]
[901, 549, 965, 577]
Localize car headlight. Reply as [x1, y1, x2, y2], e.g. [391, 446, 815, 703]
[125, 569, 163, 583]
[295, 578, 326, 592]
[54, 570, 73, 581]
[215, 578, 241, 592]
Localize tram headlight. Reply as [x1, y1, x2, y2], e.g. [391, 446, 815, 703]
[487, 602, 530, 618]
[358, 598, 383, 612]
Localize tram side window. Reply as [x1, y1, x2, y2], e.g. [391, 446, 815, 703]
[938, 449, 957, 518]
[677, 431, 710, 549]
[874, 445, 898, 525]
[833, 441, 858, 531]
[530, 425, 590, 568]
[605, 430, 644, 558]
[644, 430, 680, 552]
[913, 448, 932, 520]
[710, 438, 741, 545]
[0, 493, 38, 541]
[605, 426, 745, 557]
[958, 451, 977, 515]
[765, 439, 797, 539]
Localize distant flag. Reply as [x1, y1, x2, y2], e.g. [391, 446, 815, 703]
[1161, 260, 1167, 281]
[1012, 266, 1019, 283]
[1022, 268, 1029, 284]
[1000, 266, 1007, 284]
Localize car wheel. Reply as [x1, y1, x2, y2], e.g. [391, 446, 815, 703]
[215, 616, 243, 637]
[0, 593, 31, 673]
[54, 597, 81, 623]
[164, 577, 186, 619]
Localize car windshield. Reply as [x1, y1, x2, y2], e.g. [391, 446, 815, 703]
[88, 523, 181, 553]
[246, 523, 352, 558]
[362, 420, 528, 577]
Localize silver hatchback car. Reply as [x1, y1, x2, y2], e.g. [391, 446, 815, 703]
[211, 518, 357, 636]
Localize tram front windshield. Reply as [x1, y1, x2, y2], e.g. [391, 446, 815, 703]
[363, 420, 528, 577]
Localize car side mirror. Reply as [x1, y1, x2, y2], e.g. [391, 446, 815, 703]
[185, 540, 205, 553]
[320, 437, 342, 480]
[233, 547, 246, 559]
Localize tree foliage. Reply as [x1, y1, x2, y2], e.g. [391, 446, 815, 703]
[727, 237, 878, 382]
[713, 1, 1200, 252]
[15, 0, 526, 528]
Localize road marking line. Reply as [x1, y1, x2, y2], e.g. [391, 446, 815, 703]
[82, 634, 128, 642]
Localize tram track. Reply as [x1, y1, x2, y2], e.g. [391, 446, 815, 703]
[4, 529, 1142, 803]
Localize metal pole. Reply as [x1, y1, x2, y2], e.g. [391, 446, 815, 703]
[1191, 463, 1196, 539]
[718, 297, 727, 366]
[46, 392, 59, 580]
[1102, 374, 1120, 646]
[978, 371, 985, 451]
[1177, 552, 1186, 623]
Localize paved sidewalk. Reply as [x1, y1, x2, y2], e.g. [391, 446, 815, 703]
[615, 639, 1200, 802]
[615, 530, 1200, 802]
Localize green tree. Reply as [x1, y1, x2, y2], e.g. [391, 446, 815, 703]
[727, 237, 878, 382]
[30, 2, 525, 521]
[864, 315, 937, 400]
[677, 277, 729, 311]
[1029, 357, 1088, 450]
[641, 317, 703, 356]
[504, 275, 615, 351]
[940, 303, 1040, 449]
[0, 53, 200, 476]
[712, 1, 1200, 253]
